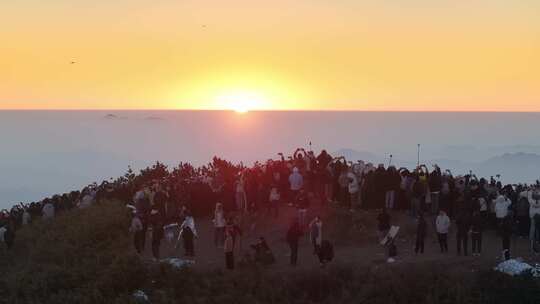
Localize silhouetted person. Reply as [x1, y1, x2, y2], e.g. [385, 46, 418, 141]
[415, 213, 426, 254]
[470, 211, 483, 256]
[287, 220, 303, 266]
[456, 211, 471, 256]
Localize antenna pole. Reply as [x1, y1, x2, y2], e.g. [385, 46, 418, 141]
[417, 144, 420, 167]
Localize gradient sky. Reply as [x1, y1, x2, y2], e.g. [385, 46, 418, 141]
[1, 0, 539, 111]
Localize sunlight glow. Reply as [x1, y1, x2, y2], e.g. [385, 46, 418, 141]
[215, 91, 269, 113]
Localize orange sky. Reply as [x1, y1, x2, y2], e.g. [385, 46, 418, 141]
[1, 0, 539, 111]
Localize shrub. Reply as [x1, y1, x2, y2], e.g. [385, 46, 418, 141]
[1, 201, 148, 304]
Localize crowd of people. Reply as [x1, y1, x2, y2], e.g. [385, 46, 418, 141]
[2, 148, 540, 269]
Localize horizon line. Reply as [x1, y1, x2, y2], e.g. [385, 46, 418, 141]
[1, 109, 540, 113]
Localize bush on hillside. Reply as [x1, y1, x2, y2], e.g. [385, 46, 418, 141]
[1, 201, 148, 304]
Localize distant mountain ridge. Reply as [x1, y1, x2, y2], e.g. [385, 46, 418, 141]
[332, 149, 540, 183]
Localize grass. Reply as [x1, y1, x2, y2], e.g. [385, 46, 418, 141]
[143, 262, 540, 304]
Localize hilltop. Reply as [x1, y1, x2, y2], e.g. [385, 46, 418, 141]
[2, 200, 539, 303]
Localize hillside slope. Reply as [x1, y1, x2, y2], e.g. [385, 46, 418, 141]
[2, 202, 540, 304]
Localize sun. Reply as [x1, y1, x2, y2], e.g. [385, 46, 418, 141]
[215, 91, 268, 113]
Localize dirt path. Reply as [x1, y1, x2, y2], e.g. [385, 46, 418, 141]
[141, 203, 540, 273]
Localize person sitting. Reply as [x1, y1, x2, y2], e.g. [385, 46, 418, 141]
[250, 237, 275, 265]
[318, 240, 334, 267]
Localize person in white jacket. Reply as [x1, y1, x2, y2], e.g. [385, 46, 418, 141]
[42, 201, 55, 220]
[347, 169, 359, 212]
[435, 210, 450, 253]
[22, 209, 31, 226]
[494, 194, 511, 226]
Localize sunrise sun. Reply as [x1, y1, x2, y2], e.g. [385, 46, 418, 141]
[215, 91, 269, 113]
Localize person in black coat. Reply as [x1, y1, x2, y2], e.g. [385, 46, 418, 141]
[456, 211, 471, 256]
[501, 215, 513, 260]
[415, 213, 427, 254]
[470, 211, 483, 256]
[286, 220, 303, 266]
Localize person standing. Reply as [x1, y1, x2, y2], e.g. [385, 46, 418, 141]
[436, 210, 450, 253]
[22, 209, 31, 226]
[347, 168, 360, 212]
[309, 216, 323, 254]
[235, 174, 247, 213]
[150, 186, 167, 261]
[213, 203, 226, 248]
[296, 189, 309, 229]
[288, 167, 304, 206]
[415, 213, 427, 254]
[134, 186, 151, 251]
[527, 189, 540, 252]
[286, 220, 303, 266]
[179, 212, 197, 257]
[317, 150, 333, 203]
[0, 222, 15, 250]
[224, 228, 235, 270]
[501, 215, 513, 260]
[515, 195, 530, 238]
[494, 193, 511, 232]
[456, 211, 471, 256]
[225, 216, 243, 255]
[385, 166, 401, 211]
[411, 176, 426, 218]
[129, 212, 144, 255]
[268, 184, 280, 218]
[470, 211, 483, 256]
[42, 200, 55, 220]
[337, 169, 350, 207]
